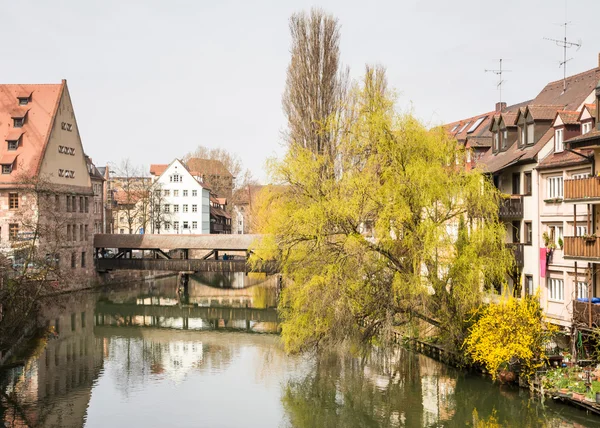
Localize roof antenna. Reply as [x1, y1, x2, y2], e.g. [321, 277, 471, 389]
[544, 1, 582, 93]
[485, 59, 511, 105]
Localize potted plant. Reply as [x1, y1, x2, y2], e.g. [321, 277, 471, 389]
[542, 231, 551, 248]
[583, 233, 597, 242]
[558, 237, 563, 250]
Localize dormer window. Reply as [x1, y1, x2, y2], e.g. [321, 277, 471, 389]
[7, 140, 18, 150]
[1, 164, 12, 174]
[18, 97, 29, 106]
[13, 118, 24, 128]
[501, 129, 508, 149]
[526, 123, 534, 145]
[493, 132, 499, 151]
[555, 128, 564, 153]
[582, 121, 593, 134]
[0, 154, 17, 174]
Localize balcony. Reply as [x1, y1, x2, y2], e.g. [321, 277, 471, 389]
[564, 176, 600, 202]
[573, 300, 600, 328]
[563, 236, 600, 260]
[506, 243, 524, 268]
[499, 195, 523, 219]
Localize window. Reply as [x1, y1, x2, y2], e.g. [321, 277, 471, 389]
[549, 225, 563, 246]
[582, 122, 592, 134]
[501, 129, 508, 149]
[525, 275, 534, 296]
[524, 172, 532, 195]
[79, 197, 84, 213]
[172, 174, 180, 183]
[527, 123, 534, 145]
[520, 127, 526, 146]
[183, 221, 189, 229]
[493, 133, 499, 151]
[84, 225, 88, 241]
[2, 164, 12, 174]
[192, 190, 197, 197]
[512, 173, 520, 195]
[67, 224, 71, 241]
[192, 221, 197, 229]
[73, 224, 77, 241]
[18, 97, 28, 106]
[174, 221, 179, 230]
[525, 222, 532, 244]
[173, 205, 179, 213]
[164, 222, 171, 230]
[7, 140, 18, 150]
[8, 193, 18, 209]
[13, 118, 23, 128]
[9, 224, 19, 240]
[55, 194, 60, 208]
[459, 122, 471, 133]
[71, 252, 76, 268]
[547, 176, 563, 199]
[183, 204, 188, 213]
[578, 281, 589, 299]
[174, 190, 179, 197]
[120, 228, 124, 234]
[467, 117, 485, 134]
[512, 221, 521, 243]
[183, 190, 188, 197]
[192, 204, 197, 213]
[164, 204, 170, 213]
[81, 312, 86, 328]
[466, 149, 471, 163]
[572, 172, 590, 180]
[576, 225, 588, 236]
[164, 189, 170, 197]
[85, 197, 89, 213]
[81, 252, 86, 268]
[66, 196, 71, 212]
[555, 128, 564, 153]
[548, 278, 564, 301]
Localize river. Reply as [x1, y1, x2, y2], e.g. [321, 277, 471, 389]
[1, 274, 599, 427]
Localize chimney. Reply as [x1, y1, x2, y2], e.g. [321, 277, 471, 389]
[495, 102, 507, 113]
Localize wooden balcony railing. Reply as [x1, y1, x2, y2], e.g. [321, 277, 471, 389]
[499, 195, 523, 219]
[564, 176, 600, 202]
[506, 243, 524, 268]
[573, 300, 600, 328]
[563, 236, 600, 260]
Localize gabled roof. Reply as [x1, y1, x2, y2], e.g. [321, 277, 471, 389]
[532, 67, 600, 110]
[552, 110, 580, 126]
[578, 103, 597, 122]
[186, 158, 233, 178]
[0, 82, 64, 184]
[153, 158, 208, 189]
[526, 105, 564, 121]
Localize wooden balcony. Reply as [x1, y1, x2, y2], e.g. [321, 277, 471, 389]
[564, 176, 600, 202]
[564, 236, 600, 260]
[506, 243, 524, 268]
[573, 300, 600, 328]
[498, 195, 523, 219]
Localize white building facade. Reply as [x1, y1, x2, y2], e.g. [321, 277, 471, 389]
[151, 159, 210, 234]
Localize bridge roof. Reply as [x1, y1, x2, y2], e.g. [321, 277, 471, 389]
[93, 233, 264, 251]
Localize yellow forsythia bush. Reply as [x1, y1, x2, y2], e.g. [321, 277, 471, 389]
[464, 296, 558, 380]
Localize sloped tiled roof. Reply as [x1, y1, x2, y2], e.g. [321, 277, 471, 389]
[579, 103, 597, 122]
[186, 158, 232, 178]
[567, 129, 600, 147]
[537, 148, 592, 170]
[527, 105, 564, 121]
[466, 136, 492, 148]
[0, 83, 64, 184]
[532, 67, 600, 110]
[150, 164, 168, 176]
[553, 110, 581, 126]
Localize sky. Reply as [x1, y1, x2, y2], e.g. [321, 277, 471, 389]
[2, 0, 599, 183]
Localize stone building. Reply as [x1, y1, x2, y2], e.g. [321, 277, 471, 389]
[86, 156, 105, 234]
[0, 80, 96, 279]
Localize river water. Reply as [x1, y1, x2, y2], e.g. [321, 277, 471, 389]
[1, 274, 599, 427]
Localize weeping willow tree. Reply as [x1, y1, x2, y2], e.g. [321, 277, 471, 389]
[253, 66, 513, 356]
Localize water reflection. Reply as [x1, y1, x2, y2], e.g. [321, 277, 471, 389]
[1, 277, 599, 427]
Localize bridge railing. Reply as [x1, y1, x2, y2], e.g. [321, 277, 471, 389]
[95, 258, 279, 274]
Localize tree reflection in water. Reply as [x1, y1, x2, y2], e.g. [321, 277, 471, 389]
[281, 347, 599, 428]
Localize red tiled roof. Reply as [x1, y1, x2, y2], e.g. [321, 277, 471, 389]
[537, 148, 592, 170]
[0, 153, 17, 164]
[210, 205, 231, 219]
[526, 105, 564, 121]
[0, 83, 64, 184]
[5, 129, 24, 141]
[567, 129, 600, 147]
[186, 158, 232, 178]
[578, 104, 597, 122]
[532, 67, 600, 110]
[150, 164, 168, 176]
[553, 110, 580, 126]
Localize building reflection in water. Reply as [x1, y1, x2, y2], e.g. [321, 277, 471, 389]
[1, 275, 281, 427]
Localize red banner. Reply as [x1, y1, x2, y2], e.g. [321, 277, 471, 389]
[540, 248, 547, 278]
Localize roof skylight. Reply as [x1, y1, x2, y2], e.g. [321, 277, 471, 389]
[467, 117, 485, 134]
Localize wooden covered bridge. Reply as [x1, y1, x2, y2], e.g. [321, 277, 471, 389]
[93, 234, 278, 274]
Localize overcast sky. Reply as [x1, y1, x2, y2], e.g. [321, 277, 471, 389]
[2, 0, 598, 182]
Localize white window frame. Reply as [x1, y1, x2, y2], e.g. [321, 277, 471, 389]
[183, 204, 188, 213]
[576, 225, 588, 236]
[192, 221, 197, 229]
[555, 128, 564, 153]
[173, 205, 179, 213]
[192, 190, 198, 197]
[577, 281, 589, 299]
[547, 176, 564, 199]
[173, 221, 179, 230]
[173, 190, 179, 197]
[548, 278, 564, 301]
[582, 121, 592, 135]
[572, 172, 590, 180]
[527, 123, 534, 145]
[192, 204, 197, 213]
[183, 190, 188, 197]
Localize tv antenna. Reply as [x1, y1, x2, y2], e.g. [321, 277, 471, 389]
[485, 59, 511, 105]
[544, 15, 582, 92]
